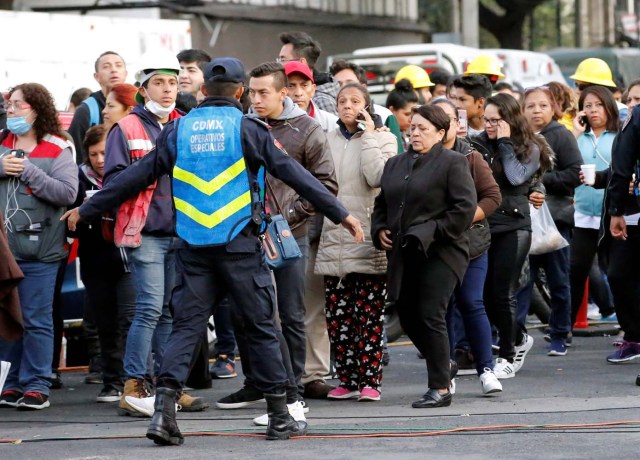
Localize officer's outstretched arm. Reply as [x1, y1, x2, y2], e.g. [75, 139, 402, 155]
[341, 214, 364, 242]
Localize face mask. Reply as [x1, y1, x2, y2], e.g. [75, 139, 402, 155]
[143, 88, 175, 119]
[7, 116, 33, 135]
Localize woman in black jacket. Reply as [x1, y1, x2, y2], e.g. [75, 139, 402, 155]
[372, 105, 476, 408]
[518, 87, 582, 356]
[471, 94, 553, 380]
[72, 125, 136, 403]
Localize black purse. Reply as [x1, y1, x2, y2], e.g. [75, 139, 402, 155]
[260, 179, 302, 270]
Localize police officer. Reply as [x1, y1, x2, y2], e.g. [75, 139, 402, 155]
[608, 105, 640, 387]
[62, 57, 364, 444]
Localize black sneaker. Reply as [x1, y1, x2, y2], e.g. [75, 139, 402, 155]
[17, 392, 50, 410]
[96, 385, 123, 403]
[0, 390, 24, 408]
[454, 348, 476, 376]
[543, 333, 572, 347]
[215, 386, 265, 409]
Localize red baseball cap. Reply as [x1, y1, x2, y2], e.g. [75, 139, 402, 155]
[284, 61, 314, 83]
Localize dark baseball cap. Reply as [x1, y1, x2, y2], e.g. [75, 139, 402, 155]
[204, 57, 246, 83]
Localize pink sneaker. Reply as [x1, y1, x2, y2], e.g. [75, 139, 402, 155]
[327, 386, 359, 400]
[358, 387, 381, 401]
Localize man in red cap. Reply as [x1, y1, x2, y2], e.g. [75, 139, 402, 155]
[284, 61, 338, 133]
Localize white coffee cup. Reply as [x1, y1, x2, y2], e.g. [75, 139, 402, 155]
[85, 189, 99, 198]
[581, 164, 596, 185]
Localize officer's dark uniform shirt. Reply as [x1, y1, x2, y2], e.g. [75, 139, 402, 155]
[78, 96, 349, 250]
[609, 104, 640, 217]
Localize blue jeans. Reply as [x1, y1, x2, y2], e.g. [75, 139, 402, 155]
[516, 226, 571, 340]
[0, 261, 59, 395]
[447, 252, 494, 375]
[123, 236, 175, 379]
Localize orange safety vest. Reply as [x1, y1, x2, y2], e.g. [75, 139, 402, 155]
[114, 115, 157, 248]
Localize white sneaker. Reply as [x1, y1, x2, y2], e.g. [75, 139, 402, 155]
[479, 368, 503, 395]
[252, 400, 307, 427]
[124, 395, 179, 417]
[449, 378, 456, 395]
[587, 303, 602, 320]
[513, 333, 534, 372]
[493, 358, 516, 379]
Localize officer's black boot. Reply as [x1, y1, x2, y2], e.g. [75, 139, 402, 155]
[264, 392, 308, 440]
[146, 387, 184, 446]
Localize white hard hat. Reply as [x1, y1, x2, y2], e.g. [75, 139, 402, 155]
[135, 50, 180, 87]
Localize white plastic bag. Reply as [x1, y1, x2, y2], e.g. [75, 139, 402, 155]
[529, 202, 569, 255]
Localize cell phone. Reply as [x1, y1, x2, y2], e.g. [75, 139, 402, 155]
[356, 105, 370, 121]
[10, 149, 25, 158]
[457, 109, 468, 130]
[580, 115, 591, 129]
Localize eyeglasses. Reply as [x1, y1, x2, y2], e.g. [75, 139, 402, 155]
[483, 117, 502, 126]
[575, 83, 591, 91]
[5, 100, 31, 111]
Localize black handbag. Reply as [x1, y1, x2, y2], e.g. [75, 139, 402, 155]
[260, 179, 302, 270]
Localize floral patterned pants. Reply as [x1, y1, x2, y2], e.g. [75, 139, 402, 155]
[324, 273, 386, 391]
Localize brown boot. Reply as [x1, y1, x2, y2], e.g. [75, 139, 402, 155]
[177, 392, 209, 412]
[118, 378, 149, 417]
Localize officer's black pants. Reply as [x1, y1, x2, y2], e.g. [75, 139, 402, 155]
[156, 246, 288, 393]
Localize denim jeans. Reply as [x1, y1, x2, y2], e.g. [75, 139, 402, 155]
[516, 226, 572, 340]
[123, 236, 175, 379]
[447, 252, 494, 375]
[0, 261, 59, 395]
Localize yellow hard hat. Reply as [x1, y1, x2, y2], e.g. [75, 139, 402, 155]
[395, 65, 434, 88]
[570, 58, 616, 87]
[465, 54, 505, 78]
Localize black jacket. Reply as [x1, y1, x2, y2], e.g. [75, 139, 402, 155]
[538, 120, 582, 227]
[471, 132, 538, 234]
[608, 105, 640, 217]
[79, 96, 349, 253]
[371, 144, 477, 302]
[71, 166, 128, 275]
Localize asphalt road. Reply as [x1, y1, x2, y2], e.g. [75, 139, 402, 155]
[1, 328, 639, 459]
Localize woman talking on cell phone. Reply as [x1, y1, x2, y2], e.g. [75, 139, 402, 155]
[315, 83, 397, 402]
[471, 93, 553, 380]
[569, 86, 619, 326]
[0, 83, 78, 410]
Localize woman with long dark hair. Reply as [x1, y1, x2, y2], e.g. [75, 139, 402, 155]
[570, 86, 619, 329]
[471, 93, 553, 379]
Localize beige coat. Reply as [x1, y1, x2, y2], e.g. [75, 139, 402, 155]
[315, 128, 397, 277]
